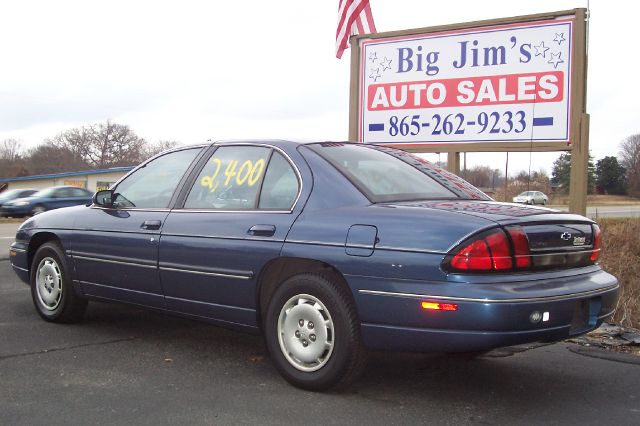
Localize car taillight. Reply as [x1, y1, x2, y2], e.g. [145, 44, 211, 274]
[450, 239, 492, 271]
[445, 226, 531, 273]
[506, 226, 531, 268]
[590, 224, 602, 262]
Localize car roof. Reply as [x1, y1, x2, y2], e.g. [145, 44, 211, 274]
[44, 185, 89, 190]
[158, 140, 351, 158]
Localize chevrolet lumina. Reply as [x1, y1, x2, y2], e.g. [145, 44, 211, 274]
[9, 141, 619, 390]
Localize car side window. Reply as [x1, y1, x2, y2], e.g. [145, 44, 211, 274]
[55, 188, 72, 198]
[184, 146, 271, 210]
[112, 148, 202, 209]
[70, 188, 89, 197]
[258, 152, 299, 210]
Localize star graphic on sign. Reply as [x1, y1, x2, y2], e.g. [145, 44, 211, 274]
[553, 33, 566, 45]
[369, 51, 378, 62]
[548, 51, 564, 68]
[380, 57, 392, 71]
[369, 67, 381, 82]
[534, 41, 550, 58]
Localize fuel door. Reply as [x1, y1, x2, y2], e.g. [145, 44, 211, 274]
[345, 225, 378, 257]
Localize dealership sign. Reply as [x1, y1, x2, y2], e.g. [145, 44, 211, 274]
[354, 14, 579, 147]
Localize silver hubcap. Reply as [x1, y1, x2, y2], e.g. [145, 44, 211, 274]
[277, 294, 334, 372]
[36, 257, 63, 311]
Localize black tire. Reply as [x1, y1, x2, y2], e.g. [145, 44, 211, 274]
[30, 242, 87, 323]
[264, 273, 366, 391]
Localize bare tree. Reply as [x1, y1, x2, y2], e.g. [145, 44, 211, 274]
[140, 140, 181, 161]
[51, 120, 147, 168]
[514, 170, 530, 184]
[0, 139, 22, 161]
[0, 139, 28, 178]
[465, 165, 502, 189]
[25, 143, 90, 175]
[620, 133, 640, 197]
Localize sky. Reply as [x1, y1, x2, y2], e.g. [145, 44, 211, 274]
[0, 0, 637, 176]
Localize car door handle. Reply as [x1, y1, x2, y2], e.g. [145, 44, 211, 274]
[141, 220, 162, 230]
[248, 224, 276, 237]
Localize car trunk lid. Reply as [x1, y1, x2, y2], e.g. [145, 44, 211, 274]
[388, 200, 597, 271]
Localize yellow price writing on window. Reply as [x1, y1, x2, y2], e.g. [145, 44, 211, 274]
[201, 158, 265, 193]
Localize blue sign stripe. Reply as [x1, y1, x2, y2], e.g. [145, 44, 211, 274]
[369, 123, 384, 131]
[533, 117, 554, 126]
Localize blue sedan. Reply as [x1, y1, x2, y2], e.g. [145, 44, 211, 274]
[1, 186, 93, 217]
[9, 141, 618, 390]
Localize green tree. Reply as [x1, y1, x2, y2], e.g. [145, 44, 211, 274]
[595, 156, 626, 195]
[551, 152, 596, 194]
[551, 153, 571, 193]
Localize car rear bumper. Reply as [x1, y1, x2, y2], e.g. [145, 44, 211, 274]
[350, 269, 619, 352]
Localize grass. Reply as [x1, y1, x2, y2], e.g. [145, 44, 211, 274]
[597, 218, 640, 328]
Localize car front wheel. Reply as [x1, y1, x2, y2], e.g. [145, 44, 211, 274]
[264, 273, 366, 391]
[30, 242, 87, 323]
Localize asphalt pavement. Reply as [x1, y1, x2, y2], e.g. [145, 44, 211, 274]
[1, 261, 639, 425]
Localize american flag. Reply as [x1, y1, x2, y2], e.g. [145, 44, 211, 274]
[335, 0, 377, 59]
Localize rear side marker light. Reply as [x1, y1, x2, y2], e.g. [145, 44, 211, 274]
[421, 301, 458, 311]
[590, 224, 602, 262]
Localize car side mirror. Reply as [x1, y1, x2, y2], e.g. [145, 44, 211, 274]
[93, 190, 114, 207]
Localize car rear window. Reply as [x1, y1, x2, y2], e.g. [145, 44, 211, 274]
[308, 143, 490, 203]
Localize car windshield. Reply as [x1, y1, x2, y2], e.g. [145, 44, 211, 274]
[0, 190, 23, 201]
[307, 143, 490, 203]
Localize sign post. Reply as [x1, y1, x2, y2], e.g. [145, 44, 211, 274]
[349, 9, 588, 214]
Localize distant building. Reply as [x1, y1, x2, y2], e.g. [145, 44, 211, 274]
[0, 167, 134, 193]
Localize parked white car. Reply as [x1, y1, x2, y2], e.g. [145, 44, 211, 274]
[513, 191, 548, 205]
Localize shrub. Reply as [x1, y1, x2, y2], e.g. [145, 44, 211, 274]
[597, 218, 640, 328]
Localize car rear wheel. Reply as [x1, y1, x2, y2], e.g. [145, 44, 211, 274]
[264, 273, 366, 391]
[31, 242, 87, 323]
